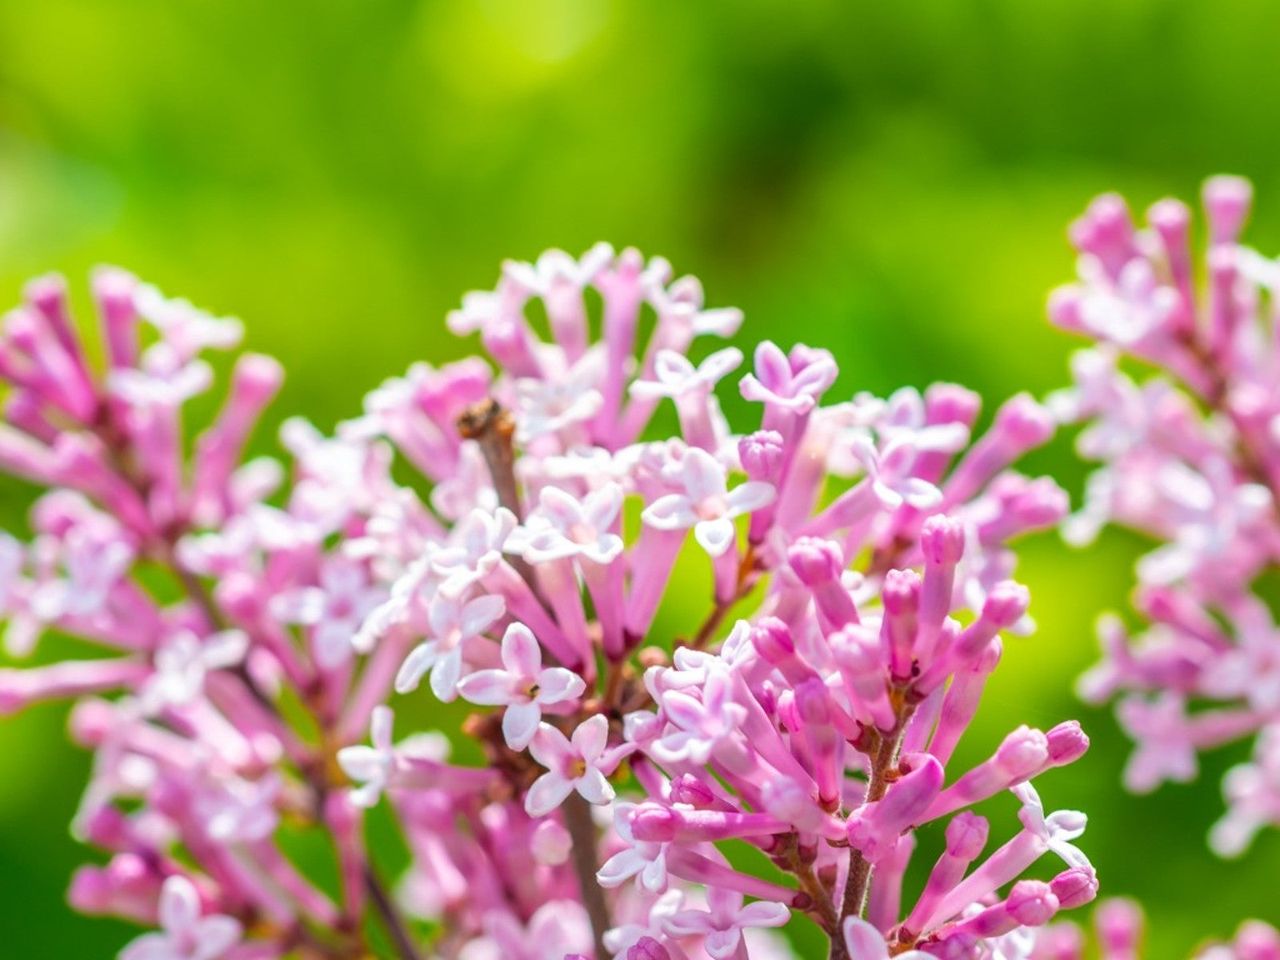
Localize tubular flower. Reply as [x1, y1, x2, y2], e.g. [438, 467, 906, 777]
[1, 248, 1087, 960]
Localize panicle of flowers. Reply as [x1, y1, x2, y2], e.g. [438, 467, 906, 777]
[0, 243, 1093, 960]
[0, 269, 473, 959]
[1048, 176, 1280, 857]
[335, 242, 1096, 960]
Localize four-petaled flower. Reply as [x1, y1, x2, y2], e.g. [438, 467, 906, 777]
[140, 630, 248, 713]
[395, 592, 506, 702]
[337, 705, 396, 808]
[514, 349, 605, 442]
[1013, 781, 1091, 870]
[739, 341, 838, 415]
[643, 448, 774, 557]
[431, 507, 517, 597]
[272, 558, 385, 668]
[596, 801, 670, 893]
[456, 623, 586, 749]
[849, 433, 943, 510]
[508, 484, 625, 566]
[651, 668, 747, 765]
[662, 887, 790, 960]
[630, 347, 744, 401]
[525, 714, 616, 817]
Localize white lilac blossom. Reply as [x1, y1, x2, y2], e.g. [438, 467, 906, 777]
[1050, 178, 1280, 863]
[0, 250, 1092, 960]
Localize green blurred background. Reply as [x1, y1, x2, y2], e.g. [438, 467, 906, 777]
[2, 0, 1279, 955]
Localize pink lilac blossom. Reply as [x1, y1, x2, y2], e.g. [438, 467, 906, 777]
[1049, 177, 1280, 860]
[1, 249, 1089, 960]
[332, 245, 1098, 960]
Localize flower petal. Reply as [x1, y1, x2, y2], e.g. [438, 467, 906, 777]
[501, 622, 542, 677]
[596, 848, 645, 888]
[528, 722, 573, 769]
[502, 701, 542, 751]
[571, 714, 609, 761]
[461, 594, 506, 638]
[642, 494, 698, 531]
[457, 669, 518, 706]
[842, 917, 891, 960]
[535, 667, 586, 705]
[525, 771, 575, 818]
[576, 766, 615, 805]
[394, 643, 438, 694]
[736, 901, 790, 928]
[429, 647, 464, 702]
[159, 875, 201, 933]
[694, 517, 736, 558]
[119, 933, 173, 960]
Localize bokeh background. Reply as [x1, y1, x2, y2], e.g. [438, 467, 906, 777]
[2, 0, 1279, 955]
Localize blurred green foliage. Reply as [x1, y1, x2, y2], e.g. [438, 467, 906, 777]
[2, 0, 1280, 955]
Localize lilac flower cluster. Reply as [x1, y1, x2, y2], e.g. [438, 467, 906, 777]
[1049, 177, 1280, 858]
[0, 269, 457, 959]
[0, 247, 1093, 960]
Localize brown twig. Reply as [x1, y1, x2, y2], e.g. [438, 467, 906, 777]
[840, 701, 917, 933]
[363, 863, 424, 960]
[457, 398, 549, 598]
[459, 398, 612, 959]
[563, 792, 612, 960]
[458, 399, 523, 517]
[778, 834, 840, 938]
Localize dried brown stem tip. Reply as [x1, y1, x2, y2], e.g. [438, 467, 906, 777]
[457, 399, 523, 520]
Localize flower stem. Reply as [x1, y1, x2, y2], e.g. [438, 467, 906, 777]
[563, 792, 612, 960]
[363, 863, 423, 960]
[459, 398, 613, 958]
[840, 702, 916, 931]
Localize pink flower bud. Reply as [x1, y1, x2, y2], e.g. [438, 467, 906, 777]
[739, 430, 785, 482]
[1005, 880, 1059, 926]
[921, 515, 966, 565]
[631, 804, 679, 842]
[881, 568, 921, 680]
[628, 938, 671, 960]
[946, 812, 989, 859]
[749, 617, 796, 666]
[993, 394, 1055, 451]
[787, 536, 843, 585]
[983, 581, 1031, 629]
[1235, 921, 1280, 960]
[1050, 867, 1099, 910]
[1204, 174, 1253, 244]
[925, 382, 981, 429]
[847, 753, 943, 863]
[669, 774, 717, 808]
[1046, 720, 1090, 767]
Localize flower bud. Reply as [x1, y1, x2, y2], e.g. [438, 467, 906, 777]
[628, 938, 671, 960]
[1046, 720, 1090, 767]
[1050, 867, 1098, 910]
[739, 430, 785, 483]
